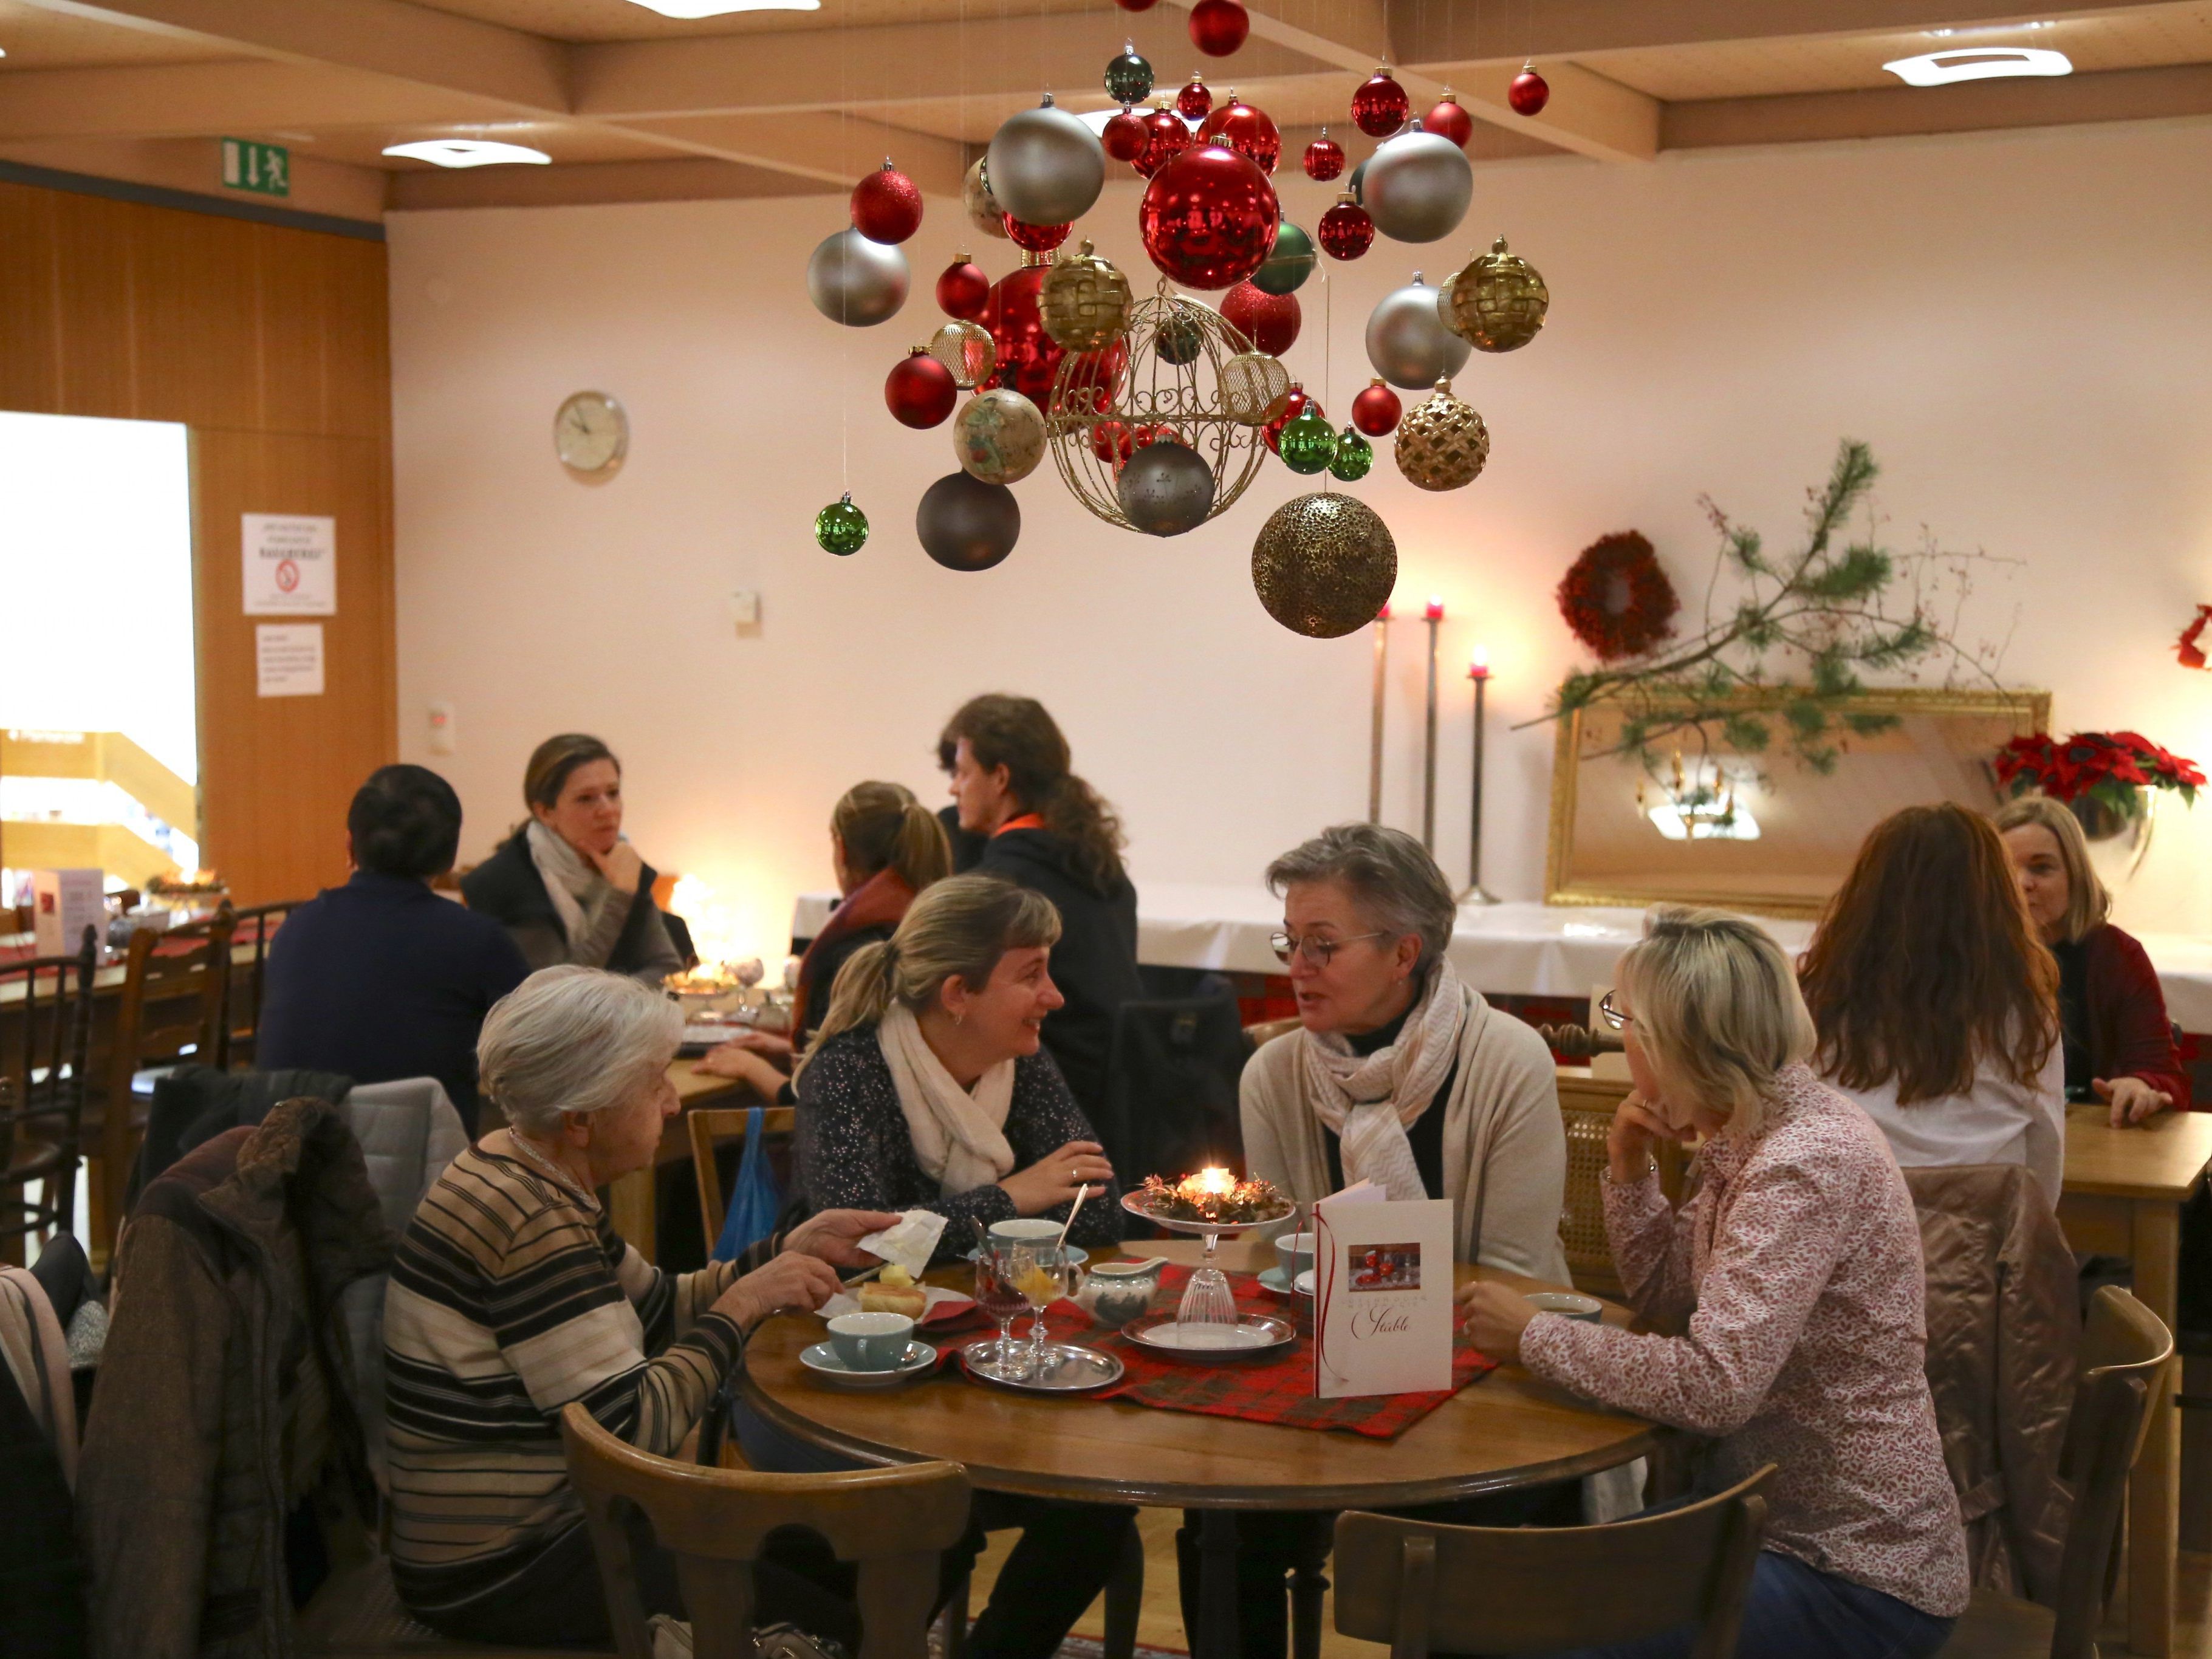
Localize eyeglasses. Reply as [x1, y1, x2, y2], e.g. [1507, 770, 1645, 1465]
[1270, 929, 1387, 968]
[1597, 989, 1634, 1030]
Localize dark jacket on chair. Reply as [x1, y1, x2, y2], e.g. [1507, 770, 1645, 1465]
[78, 1096, 394, 1659]
[1905, 1161, 2080, 1604]
[974, 827, 1143, 1121]
[461, 827, 677, 984]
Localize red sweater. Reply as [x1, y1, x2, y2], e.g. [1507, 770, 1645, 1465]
[2063, 924, 2191, 1109]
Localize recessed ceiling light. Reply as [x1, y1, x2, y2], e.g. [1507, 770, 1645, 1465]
[383, 139, 552, 168]
[1926, 18, 2054, 33]
[1884, 46, 2072, 85]
[1076, 107, 1199, 136]
[625, 0, 819, 16]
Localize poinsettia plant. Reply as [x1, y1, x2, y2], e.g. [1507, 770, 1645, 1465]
[1995, 731, 2205, 818]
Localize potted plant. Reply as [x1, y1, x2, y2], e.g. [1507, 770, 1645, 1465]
[1993, 730, 2203, 886]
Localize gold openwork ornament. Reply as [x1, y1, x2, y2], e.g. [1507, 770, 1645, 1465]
[1439, 235, 1549, 353]
[1250, 492, 1399, 639]
[1040, 240, 1134, 351]
[928, 321, 996, 390]
[1219, 351, 1293, 426]
[1394, 380, 1490, 491]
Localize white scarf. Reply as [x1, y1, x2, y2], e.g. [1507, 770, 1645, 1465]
[526, 819, 606, 946]
[876, 1002, 1018, 1198]
[1300, 958, 1469, 1201]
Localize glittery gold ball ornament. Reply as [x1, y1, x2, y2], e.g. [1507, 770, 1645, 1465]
[953, 387, 1047, 485]
[1394, 379, 1490, 491]
[962, 157, 1012, 241]
[1439, 235, 1550, 352]
[928, 320, 997, 389]
[1039, 240, 1134, 351]
[1251, 492, 1398, 638]
[1219, 350, 1291, 425]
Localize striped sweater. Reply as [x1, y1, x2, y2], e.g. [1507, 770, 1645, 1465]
[383, 1134, 766, 1606]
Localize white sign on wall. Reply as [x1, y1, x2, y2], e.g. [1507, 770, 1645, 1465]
[241, 513, 336, 614]
[256, 623, 325, 697]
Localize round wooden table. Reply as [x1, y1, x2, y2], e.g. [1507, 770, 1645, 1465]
[738, 1237, 1659, 1659]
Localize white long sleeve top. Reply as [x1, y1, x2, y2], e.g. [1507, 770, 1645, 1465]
[1820, 1038, 2066, 1205]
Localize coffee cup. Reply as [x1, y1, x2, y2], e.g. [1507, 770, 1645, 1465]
[988, 1218, 1065, 1243]
[1273, 1231, 1317, 1283]
[1523, 1291, 1603, 1324]
[826, 1311, 914, 1370]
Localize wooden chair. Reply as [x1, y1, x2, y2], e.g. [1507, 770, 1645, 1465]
[1244, 1015, 1301, 1050]
[561, 1399, 972, 1659]
[224, 899, 302, 1067]
[1332, 1465, 1773, 1659]
[1555, 1068, 1685, 1301]
[0, 925, 99, 1265]
[1935, 1285, 2173, 1659]
[690, 1106, 797, 1251]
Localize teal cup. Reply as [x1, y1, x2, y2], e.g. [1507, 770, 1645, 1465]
[826, 1311, 914, 1370]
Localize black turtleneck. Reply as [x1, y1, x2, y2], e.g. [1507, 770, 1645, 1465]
[1318, 1002, 1456, 1198]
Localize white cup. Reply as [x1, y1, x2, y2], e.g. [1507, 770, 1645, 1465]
[988, 1218, 1066, 1243]
[1274, 1231, 1317, 1282]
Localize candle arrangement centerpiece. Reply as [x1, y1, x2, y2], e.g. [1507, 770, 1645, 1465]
[1125, 1168, 1291, 1329]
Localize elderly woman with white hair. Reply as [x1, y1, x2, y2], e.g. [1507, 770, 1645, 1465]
[1459, 908, 1968, 1659]
[383, 966, 900, 1647]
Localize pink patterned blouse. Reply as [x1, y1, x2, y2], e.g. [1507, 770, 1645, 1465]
[1521, 1063, 1970, 1618]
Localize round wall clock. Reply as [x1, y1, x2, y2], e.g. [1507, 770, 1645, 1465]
[554, 391, 628, 476]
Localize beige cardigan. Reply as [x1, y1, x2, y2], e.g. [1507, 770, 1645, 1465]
[1241, 986, 1572, 1282]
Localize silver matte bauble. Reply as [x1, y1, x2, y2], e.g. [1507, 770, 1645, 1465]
[1363, 273, 1470, 389]
[806, 228, 909, 327]
[963, 157, 1012, 241]
[986, 94, 1106, 228]
[1361, 128, 1473, 244]
[917, 470, 1021, 570]
[1116, 440, 1217, 537]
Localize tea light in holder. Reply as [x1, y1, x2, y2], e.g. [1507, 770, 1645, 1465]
[1421, 597, 1445, 852]
[1460, 647, 1498, 905]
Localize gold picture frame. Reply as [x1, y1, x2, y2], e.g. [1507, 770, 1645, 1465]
[1544, 685, 2051, 919]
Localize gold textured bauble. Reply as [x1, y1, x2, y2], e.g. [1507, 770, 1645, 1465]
[928, 320, 996, 389]
[963, 157, 1012, 241]
[1251, 493, 1399, 639]
[1040, 240, 1134, 351]
[1439, 234, 1549, 352]
[1394, 379, 1490, 491]
[1219, 349, 1292, 425]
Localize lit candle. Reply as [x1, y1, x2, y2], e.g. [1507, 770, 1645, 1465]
[1468, 645, 1490, 682]
[1423, 596, 1445, 621]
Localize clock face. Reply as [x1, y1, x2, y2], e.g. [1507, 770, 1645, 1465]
[554, 391, 628, 474]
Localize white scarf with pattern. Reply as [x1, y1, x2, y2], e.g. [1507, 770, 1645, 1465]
[1300, 959, 1468, 1200]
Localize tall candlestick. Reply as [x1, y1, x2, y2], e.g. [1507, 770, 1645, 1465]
[1421, 597, 1443, 852]
[1368, 604, 1391, 823]
[1461, 647, 1498, 904]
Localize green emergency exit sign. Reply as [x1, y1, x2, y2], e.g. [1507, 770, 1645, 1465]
[221, 138, 290, 197]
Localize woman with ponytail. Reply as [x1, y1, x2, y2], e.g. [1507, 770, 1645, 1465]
[937, 694, 1143, 1118]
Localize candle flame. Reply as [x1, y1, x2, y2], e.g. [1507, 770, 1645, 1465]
[1471, 644, 1489, 669]
[1424, 595, 1445, 620]
[1186, 1166, 1234, 1196]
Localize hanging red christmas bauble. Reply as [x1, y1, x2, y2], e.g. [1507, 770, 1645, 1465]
[851, 159, 923, 244]
[1264, 386, 1320, 453]
[1303, 129, 1345, 182]
[1200, 95, 1280, 175]
[936, 255, 990, 320]
[1091, 419, 1135, 466]
[1222, 281, 1299, 356]
[1138, 142, 1279, 290]
[1060, 339, 1131, 417]
[1351, 67, 1409, 137]
[1188, 0, 1249, 57]
[1423, 92, 1474, 148]
[1351, 377, 1403, 436]
[885, 348, 957, 428]
[1101, 108, 1149, 163]
[1003, 214, 1071, 253]
[1132, 422, 1186, 450]
[1176, 74, 1213, 121]
[1317, 194, 1375, 261]
[1508, 64, 1550, 116]
[1113, 0, 1156, 9]
[982, 265, 1066, 405]
[1135, 105, 1193, 178]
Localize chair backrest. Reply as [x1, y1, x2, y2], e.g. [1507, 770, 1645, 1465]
[224, 900, 301, 1067]
[1101, 996, 1248, 1184]
[560, 1400, 971, 1659]
[1554, 1069, 1685, 1300]
[689, 1106, 796, 1248]
[0, 926, 100, 1233]
[1334, 1465, 1772, 1659]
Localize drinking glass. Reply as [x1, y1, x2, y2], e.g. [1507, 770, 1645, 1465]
[1013, 1244, 1071, 1369]
[973, 1239, 1033, 1376]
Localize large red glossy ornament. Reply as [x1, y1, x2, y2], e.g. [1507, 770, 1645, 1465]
[1138, 141, 1279, 290]
[1176, 74, 1213, 121]
[1222, 281, 1298, 355]
[851, 159, 923, 244]
[1003, 215, 1070, 253]
[1091, 419, 1135, 467]
[936, 255, 990, 320]
[1060, 340, 1131, 418]
[1114, 0, 1157, 9]
[1200, 95, 1280, 175]
[1351, 67, 1409, 137]
[981, 265, 1066, 405]
[1303, 129, 1345, 182]
[1134, 104, 1193, 178]
[1264, 386, 1320, 453]
[1188, 0, 1249, 57]
[885, 348, 957, 428]
[1317, 193, 1375, 261]
[1351, 377, 1403, 436]
[1424, 91, 1474, 148]
[1509, 64, 1550, 116]
[1101, 107, 1149, 163]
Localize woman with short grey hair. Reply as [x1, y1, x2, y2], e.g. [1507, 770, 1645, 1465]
[383, 966, 900, 1646]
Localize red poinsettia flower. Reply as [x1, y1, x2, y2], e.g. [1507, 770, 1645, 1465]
[1993, 729, 2203, 808]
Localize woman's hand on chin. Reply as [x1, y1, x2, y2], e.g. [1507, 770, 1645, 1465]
[715, 1251, 841, 1330]
[783, 1208, 906, 1268]
[999, 1140, 1114, 1216]
[1606, 1090, 1681, 1184]
[590, 840, 645, 896]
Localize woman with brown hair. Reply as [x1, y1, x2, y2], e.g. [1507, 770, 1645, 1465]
[1799, 802, 2064, 1200]
[937, 694, 1143, 1117]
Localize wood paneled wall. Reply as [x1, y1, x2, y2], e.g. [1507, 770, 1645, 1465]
[0, 180, 395, 905]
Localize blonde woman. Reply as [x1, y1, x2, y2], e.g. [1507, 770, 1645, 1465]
[1460, 909, 1967, 1659]
[1996, 795, 2188, 1123]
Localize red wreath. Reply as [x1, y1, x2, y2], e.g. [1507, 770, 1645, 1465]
[1556, 532, 1680, 662]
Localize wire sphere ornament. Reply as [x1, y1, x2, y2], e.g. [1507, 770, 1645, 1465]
[1046, 285, 1272, 535]
[928, 320, 997, 390]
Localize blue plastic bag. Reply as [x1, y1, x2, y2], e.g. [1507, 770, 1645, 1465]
[712, 1104, 784, 1262]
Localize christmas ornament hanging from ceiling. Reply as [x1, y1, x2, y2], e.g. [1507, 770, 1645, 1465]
[1113, 0, 1156, 9]
[1188, 0, 1249, 57]
[1105, 41, 1154, 104]
[1222, 281, 1298, 356]
[1317, 193, 1375, 261]
[1439, 236, 1550, 352]
[1004, 214, 1071, 254]
[1276, 405, 1338, 475]
[1218, 350, 1291, 425]
[1509, 64, 1550, 115]
[1365, 272, 1470, 388]
[1303, 128, 1346, 181]
[815, 493, 868, 556]
[917, 471, 1021, 570]
[1101, 106, 1149, 163]
[1329, 426, 1375, 481]
[982, 264, 1066, 404]
[1138, 140, 1279, 290]
[1363, 123, 1473, 244]
[1264, 386, 1320, 453]
[885, 347, 957, 429]
[1117, 441, 1217, 536]
[1351, 67, 1410, 137]
[1200, 94, 1280, 174]
[1252, 493, 1399, 638]
[987, 94, 1104, 227]
[1134, 104, 1193, 177]
[928, 320, 996, 389]
[936, 254, 990, 320]
[1177, 74, 1213, 121]
[807, 228, 909, 326]
[1040, 241, 1134, 351]
[1424, 92, 1474, 149]
[1394, 378, 1490, 491]
[1252, 221, 1315, 295]
[962, 158, 1012, 240]
[1351, 377, 1403, 436]
[953, 388, 1047, 485]
[851, 159, 923, 244]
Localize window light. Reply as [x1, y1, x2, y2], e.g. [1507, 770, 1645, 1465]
[1882, 47, 2072, 87]
[383, 140, 552, 168]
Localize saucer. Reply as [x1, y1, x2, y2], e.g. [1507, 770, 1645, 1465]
[962, 1245, 1089, 1268]
[799, 1340, 937, 1389]
[1259, 1265, 1315, 1296]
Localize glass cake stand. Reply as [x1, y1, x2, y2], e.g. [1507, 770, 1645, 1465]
[1120, 1192, 1292, 1329]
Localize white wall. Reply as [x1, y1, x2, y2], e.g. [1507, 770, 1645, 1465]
[389, 117, 2212, 963]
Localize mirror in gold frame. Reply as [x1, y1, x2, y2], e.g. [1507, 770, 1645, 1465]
[1544, 686, 2051, 919]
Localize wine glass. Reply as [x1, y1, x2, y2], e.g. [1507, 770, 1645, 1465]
[973, 1239, 1033, 1377]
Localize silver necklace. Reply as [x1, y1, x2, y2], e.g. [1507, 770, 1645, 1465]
[507, 1130, 591, 1200]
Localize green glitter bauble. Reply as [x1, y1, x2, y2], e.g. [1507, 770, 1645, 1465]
[1252, 222, 1317, 296]
[1327, 426, 1374, 481]
[1104, 46, 1154, 105]
[1276, 407, 1338, 475]
[815, 493, 869, 556]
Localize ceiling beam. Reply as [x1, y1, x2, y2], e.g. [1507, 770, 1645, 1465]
[618, 114, 970, 196]
[0, 59, 507, 142]
[389, 154, 824, 212]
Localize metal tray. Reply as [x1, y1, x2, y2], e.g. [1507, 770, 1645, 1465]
[1120, 1313, 1299, 1361]
[959, 1338, 1124, 1393]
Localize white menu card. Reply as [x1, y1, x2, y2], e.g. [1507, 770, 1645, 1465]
[1312, 1183, 1456, 1399]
